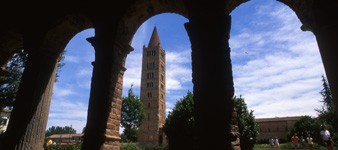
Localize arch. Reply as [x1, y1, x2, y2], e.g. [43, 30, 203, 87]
[115, 0, 188, 47]
[38, 13, 93, 57]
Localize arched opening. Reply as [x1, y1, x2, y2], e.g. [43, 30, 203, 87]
[46, 28, 95, 145]
[121, 13, 192, 148]
[230, 0, 326, 145]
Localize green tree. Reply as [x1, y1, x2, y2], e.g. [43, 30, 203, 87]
[234, 96, 259, 150]
[287, 116, 322, 143]
[163, 91, 194, 150]
[45, 125, 77, 137]
[0, 49, 27, 108]
[121, 84, 145, 142]
[316, 75, 337, 141]
[0, 49, 65, 108]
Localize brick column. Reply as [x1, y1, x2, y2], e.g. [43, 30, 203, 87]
[0, 47, 59, 149]
[81, 30, 133, 150]
[185, 1, 236, 149]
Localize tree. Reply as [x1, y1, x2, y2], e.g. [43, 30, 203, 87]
[163, 93, 259, 150]
[121, 84, 145, 142]
[163, 91, 194, 150]
[287, 116, 322, 143]
[0, 49, 65, 108]
[316, 75, 337, 141]
[0, 49, 27, 108]
[45, 126, 76, 137]
[234, 96, 259, 150]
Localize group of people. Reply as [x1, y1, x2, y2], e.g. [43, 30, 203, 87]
[290, 124, 335, 150]
[269, 136, 280, 150]
[291, 133, 313, 149]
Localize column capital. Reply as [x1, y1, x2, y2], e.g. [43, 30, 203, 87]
[86, 36, 134, 55]
[184, 14, 231, 51]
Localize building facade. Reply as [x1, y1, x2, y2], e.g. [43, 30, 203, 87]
[256, 116, 301, 141]
[47, 134, 83, 145]
[138, 27, 166, 146]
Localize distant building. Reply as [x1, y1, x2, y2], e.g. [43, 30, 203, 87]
[138, 27, 167, 146]
[256, 116, 301, 141]
[0, 108, 11, 134]
[46, 134, 83, 145]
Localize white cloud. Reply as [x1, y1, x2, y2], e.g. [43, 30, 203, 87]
[48, 98, 88, 133]
[77, 80, 92, 89]
[65, 55, 80, 63]
[77, 68, 92, 77]
[53, 85, 75, 97]
[123, 52, 143, 90]
[166, 50, 192, 90]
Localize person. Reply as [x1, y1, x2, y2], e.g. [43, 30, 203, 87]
[44, 138, 53, 150]
[269, 137, 275, 150]
[274, 136, 280, 150]
[300, 136, 306, 148]
[306, 134, 314, 150]
[320, 124, 334, 150]
[291, 133, 300, 149]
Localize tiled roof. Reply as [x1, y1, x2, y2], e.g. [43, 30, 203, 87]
[47, 134, 84, 139]
[148, 26, 161, 48]
[256, 116, 302, 122]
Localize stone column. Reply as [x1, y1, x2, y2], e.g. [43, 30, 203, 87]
[313, 23, 338, 119]
[0, 46, 59, 149]
[81, 29, 132, 149]
[185, 1, 235, 149]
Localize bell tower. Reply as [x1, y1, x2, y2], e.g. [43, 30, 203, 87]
[138, 27, 166, 146]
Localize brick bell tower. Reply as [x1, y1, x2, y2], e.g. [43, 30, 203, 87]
[138, 27, 166, 146]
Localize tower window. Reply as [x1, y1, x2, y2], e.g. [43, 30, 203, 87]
[161, 84, 164, 90]
[148, 103, 150, 108]
[147, 92, 152, 98]
[148, 113, 150, 121]
[161, 74, 164, 81]
[147, 62, 155, 70]
[146, 82, 154, 88]
[147, 51, 156, 56]
[147, 72, 154, 79]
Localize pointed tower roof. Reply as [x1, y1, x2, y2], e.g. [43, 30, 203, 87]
[148, 26, 161, 48]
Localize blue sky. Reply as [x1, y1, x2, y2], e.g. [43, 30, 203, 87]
[47, 0, 326, 133]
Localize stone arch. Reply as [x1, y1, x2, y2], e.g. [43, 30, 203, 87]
[38, 13, 93, 57]
[115, 0, 188, 47]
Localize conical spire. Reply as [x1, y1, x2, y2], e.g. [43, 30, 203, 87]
[148, 26, 161, 48]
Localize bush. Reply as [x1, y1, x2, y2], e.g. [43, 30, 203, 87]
[46, 142, 82, 150]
